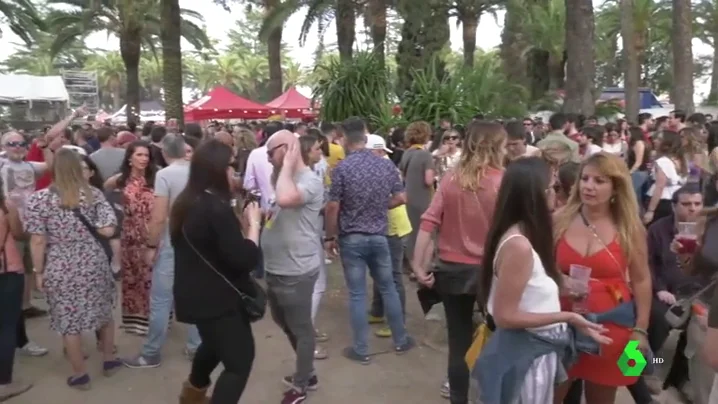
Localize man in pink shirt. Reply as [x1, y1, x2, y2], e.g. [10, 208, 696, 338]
[242, 121, 284, 279]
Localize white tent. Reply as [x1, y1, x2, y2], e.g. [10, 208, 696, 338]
[110, 100, 165, 123]
[0, 74, 69, 103]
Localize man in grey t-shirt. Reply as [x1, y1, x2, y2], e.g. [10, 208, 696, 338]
[90, 127, 125, 181]
[260, 131, 323, 399]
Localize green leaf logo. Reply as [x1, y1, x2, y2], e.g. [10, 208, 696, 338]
[617, 340, 647, 377]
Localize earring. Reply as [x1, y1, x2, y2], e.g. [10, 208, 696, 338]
[610, 196, 616, 203]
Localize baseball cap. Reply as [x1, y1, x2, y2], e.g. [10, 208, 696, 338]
[365, 134, 392, 153]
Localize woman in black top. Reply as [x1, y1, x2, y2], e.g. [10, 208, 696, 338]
[627, 126, 650, 209]
[170, 139, 262, 404]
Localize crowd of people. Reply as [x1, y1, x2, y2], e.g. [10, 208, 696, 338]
[0, 108, 717, 404]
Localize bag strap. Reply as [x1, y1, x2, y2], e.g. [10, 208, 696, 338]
[181, 224, 246, 298]
[579, 207, 626, 279]
[71, 208, 104, 241]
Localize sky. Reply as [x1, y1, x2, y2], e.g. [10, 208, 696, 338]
[0, 1, 713, 100]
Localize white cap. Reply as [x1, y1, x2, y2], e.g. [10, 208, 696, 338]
[61, 144, 87, 156]
[365, 134, 392, 153]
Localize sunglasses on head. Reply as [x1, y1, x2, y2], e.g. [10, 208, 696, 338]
[5, 141, 27, 148]
[267, 143, 287, 158]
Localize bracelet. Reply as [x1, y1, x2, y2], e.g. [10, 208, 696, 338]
[323, 236, 337, 242]
[631, 327, 648, 337]
[32, 268, 43, 274]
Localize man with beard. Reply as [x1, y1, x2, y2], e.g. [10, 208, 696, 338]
[262, 130, 324, 404]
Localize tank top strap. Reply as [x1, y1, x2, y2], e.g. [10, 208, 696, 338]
[493, 233, 527, 270]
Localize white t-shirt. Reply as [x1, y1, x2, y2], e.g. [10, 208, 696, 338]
[0, 158, 43, 216]
[647, 156, 687, 200]
[602, 142, 625, 156]
[585, 144, 603, 157]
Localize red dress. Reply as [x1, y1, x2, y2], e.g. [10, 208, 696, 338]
[556, 236, 639, 387]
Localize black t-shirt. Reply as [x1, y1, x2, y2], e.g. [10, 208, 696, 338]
[709, 287, 718, 328]
[150, 144, 167, 168]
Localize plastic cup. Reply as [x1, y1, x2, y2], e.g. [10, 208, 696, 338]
[677, 222, 698, 254]
[569, 265, 592, 313]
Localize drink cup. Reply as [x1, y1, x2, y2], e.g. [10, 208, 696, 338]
[676, 222, 698, 254]
[569, 265, 592, 313]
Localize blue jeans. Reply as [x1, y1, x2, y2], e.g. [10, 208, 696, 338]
[370, 235, 406, 317]
[339, 233, 408, 355]
[142, 242, 201, 358]
[631, 170, 649, 209]
[0, 273, 23, 384]
[253, 230, 265, 279]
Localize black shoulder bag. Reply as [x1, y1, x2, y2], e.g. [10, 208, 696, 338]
[181, 226, 266, 322]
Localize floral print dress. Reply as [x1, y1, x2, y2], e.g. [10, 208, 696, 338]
[23, 187, 117, 335]
[120, 175, 154, 335]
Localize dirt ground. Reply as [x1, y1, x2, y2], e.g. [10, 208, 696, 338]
[12, 264, 679, 403]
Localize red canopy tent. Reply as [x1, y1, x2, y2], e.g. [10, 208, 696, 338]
[265, 87, 317, 118]
[184, 86, 270, 121]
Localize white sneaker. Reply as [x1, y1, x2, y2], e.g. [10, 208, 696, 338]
[18, 341, 48, 357]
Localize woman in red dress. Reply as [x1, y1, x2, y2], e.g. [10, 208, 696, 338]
[105, 141, 156, 336]
[553, 152, 653, 403]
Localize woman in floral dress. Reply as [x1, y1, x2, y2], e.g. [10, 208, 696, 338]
[105, 141, 156, 336]
[24, 149, 121, 389]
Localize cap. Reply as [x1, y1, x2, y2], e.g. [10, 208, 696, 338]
[61, 144, 87, 156]
[365, 134, 392, 153]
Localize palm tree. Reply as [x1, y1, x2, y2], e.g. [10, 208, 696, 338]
[563, 0, 596, 115]
[264, 0, 285, 99]
[451, 0, 498, 68]
[161, 0, 184, 125]
[672, 0, 694, 112]
[283, 61, 306, 88]
[694, 0, 718, 103]
[621, 0, 640, 120]
[0, 0, 45, 45]
[140, 56, 163, 100]
[521, 0, 567, 92]
[48, 0, 211, 124]
[85, 51, 126, 110]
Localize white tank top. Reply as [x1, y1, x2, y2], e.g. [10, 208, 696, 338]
[487, 233, 562, 319]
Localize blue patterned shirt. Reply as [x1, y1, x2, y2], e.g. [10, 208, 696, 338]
[329, 149, 403, 235]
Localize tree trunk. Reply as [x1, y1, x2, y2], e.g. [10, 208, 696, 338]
[336, 0, 356, 63]
[708, 34, 718, 105]
[265, 0, 284, 99]
[120, 33, 142, 125]
[563, 0, 596, 115]
[671, 0, 694, 112]
[500, 3, 529, 89]
[548, 53, 565, 90]
[461, 14, 479, 68]
[621, 0, 640, 122]
[161, 0, 183, 126]
[367, 0, 387, 69]
[112, 89, 122, 111]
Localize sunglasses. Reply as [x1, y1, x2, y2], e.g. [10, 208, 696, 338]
[444, 136, 459, 141]
[5, 141, 27, 148]
[267, 143, 287, 158]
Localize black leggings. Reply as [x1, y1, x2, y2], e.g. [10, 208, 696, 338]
[189, 311, 254, 404]
[440, 293, 475, 404]
[16, 315, 28, 348]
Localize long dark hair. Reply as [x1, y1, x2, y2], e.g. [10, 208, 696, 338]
[116, 140, 156, 188]
[82, 155, 104, 189]
[170, 139, 233, 238]
[479, 157, 561, 304]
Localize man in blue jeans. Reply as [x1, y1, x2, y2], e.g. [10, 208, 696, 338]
[324, 117, 415, 364]
[123, 134, 200, 368]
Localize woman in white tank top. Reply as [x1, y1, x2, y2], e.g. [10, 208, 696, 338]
[478, 157, 611, 404]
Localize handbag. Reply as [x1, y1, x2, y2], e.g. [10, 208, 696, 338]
[181, 226, 266, 322]
[465, 313, 495, 371]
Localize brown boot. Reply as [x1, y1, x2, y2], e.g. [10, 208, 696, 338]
[179, 380, 210, 404]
